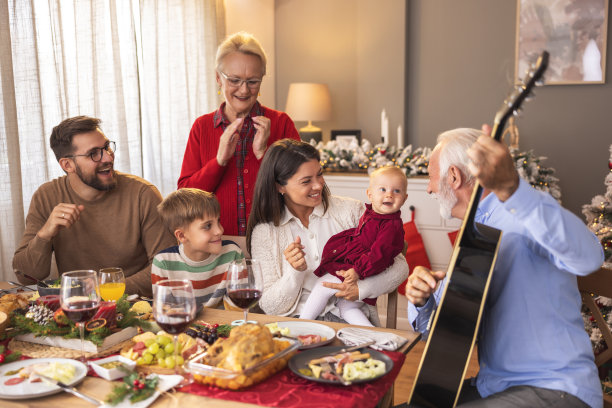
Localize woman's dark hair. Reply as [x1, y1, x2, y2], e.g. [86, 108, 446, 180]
[246, 139, 330, 252]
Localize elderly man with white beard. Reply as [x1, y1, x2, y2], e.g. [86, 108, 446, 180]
[404, 127, 604, 408]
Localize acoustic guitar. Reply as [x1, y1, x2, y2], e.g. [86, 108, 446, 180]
[408, 51, 549, 408]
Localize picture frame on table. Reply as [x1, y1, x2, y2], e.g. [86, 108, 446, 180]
[331, 130, 361, 150]
[515, 0, 608, 85]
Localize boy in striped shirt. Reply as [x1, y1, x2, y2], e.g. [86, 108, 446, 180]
[152, 188, 243, 308]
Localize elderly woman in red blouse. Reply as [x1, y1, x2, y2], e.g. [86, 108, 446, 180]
[178, 31, 300, 236]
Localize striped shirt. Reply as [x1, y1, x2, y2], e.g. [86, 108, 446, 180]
[152, 241, 244, 308]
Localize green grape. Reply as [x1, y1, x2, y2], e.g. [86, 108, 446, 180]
[144, 338, 156, 347]
[157, 358, 166, 368]
[165, 356, 176, 369]
[155, 349, 166, 360]
[176, 355, 184, 366]
[164, 343, 175, 354]
[136, 357, 146, 365]
[157, 335, 172, 346]
[143, 352, 154, 365]
[147, 342, 160, 354]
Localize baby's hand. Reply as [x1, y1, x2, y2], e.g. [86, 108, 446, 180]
[337, 268, 358, 284]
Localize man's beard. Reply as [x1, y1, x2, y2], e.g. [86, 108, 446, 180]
[434, 176, 457, 220]
[75, 163, 117, 191]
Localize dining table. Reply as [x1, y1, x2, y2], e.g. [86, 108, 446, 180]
[0, 304, 446, 408]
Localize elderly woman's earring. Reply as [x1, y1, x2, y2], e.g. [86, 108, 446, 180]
[218, 89, 221, 95]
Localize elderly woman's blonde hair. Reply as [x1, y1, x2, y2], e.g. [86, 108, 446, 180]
[216, 31, 267, 75]
[157, 188, 220, 233]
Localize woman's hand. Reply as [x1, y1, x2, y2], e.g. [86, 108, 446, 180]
[252, 116, 271, 159]
[216, 117, 243, 166]
[284, 236, 306, 271]
[322, 275, 359, 301]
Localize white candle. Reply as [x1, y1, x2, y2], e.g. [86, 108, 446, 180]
[384, 117, 389, 145]
[397, 125, 403, 149]
[381, 110, 389, 145]
[381, 109, 386, 143]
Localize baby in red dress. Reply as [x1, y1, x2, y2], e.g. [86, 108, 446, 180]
[300, 166, 408, 326]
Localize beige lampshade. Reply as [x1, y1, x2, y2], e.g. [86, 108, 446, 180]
[285, 83, 332, 123]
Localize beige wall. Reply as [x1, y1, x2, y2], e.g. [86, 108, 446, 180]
[275, 0, 405, 143]
[407, 0, 612, 216]
[227, 0, 608, 216]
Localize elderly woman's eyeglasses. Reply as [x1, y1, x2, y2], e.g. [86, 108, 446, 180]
[219, 71, 262, 89]
[65, 141, 116, 162]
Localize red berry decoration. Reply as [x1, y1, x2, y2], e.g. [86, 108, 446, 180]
[133, 379, 140, 388]
[138, 383, 145, 390]
[0, 354, 5, 363]
[608, 161, 612, 170]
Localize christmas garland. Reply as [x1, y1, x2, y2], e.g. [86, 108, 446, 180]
[314, 140, 561, 200]
[10, 295, 151, 346]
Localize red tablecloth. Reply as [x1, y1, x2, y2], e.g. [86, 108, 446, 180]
[179, 350, 405, 408]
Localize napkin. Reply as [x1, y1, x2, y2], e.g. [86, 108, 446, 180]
[336, 327, 408, 351]
[100, 374, 183, 408]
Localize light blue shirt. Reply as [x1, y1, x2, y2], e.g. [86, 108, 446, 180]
[408, 179, 605, 408]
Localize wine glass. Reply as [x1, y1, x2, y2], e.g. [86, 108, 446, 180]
[60, 270, 101, 362]
[153, 279, 196, 385]
[99, 267, 125, 301]
[226, 259, 263, 326]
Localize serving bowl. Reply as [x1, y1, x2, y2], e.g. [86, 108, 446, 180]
[36, 279, 60, 297]
[89, 355, 136, 380]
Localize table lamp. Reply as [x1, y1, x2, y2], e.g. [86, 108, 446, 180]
[285, 83, 331, 143]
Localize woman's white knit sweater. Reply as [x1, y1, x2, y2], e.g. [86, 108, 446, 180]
[251, 195, 409, 322]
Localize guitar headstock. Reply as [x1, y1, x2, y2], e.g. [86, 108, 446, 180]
[493, 51, 549, 141]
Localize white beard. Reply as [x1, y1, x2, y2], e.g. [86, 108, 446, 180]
[434, 177, 457, 220]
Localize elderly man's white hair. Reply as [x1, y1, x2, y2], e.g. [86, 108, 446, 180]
[435, 128, 483, 185]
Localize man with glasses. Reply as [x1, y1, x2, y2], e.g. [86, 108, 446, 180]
[13, 116, 175, 297]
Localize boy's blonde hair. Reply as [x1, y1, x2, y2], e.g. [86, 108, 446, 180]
[157, 188, 220, 233]
[369, 166, 408, 190]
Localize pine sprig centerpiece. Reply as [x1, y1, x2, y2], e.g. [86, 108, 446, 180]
[10, 295, 150, 346]
[105, 371, 159, 406]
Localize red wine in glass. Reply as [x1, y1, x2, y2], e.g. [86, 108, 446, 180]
[153, 279, 196, 386]
[60, 270, 101, 362]
[226, 259, 263, 325]
[156, 311, 193, 335]
[228, 289, 262, 309]
[62, 298, 99, 322]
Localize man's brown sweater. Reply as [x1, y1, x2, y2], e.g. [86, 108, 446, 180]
[13, 172, 176, 296]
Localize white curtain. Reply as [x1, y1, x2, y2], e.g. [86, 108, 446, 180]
[0, 0, 224, 279]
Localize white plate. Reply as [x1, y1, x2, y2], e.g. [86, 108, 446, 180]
[0, 358, 87, 400]
[274, 321, 336, 350]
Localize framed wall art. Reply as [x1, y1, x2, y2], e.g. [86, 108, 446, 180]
[515, 0, 608, 84]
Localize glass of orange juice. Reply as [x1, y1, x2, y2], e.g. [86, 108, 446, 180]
[99, 267, 126, 301]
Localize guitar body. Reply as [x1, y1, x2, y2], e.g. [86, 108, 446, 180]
[409, 222, 501, 408]
[407, 51, 549, 408]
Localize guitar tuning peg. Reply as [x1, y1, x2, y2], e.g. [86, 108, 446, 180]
[524, 93, 534, 102]
[535, 79, 545, 87]
[512, 108, 523, 117]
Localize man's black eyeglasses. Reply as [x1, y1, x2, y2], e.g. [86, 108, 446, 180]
[65, 141, 116, 162]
